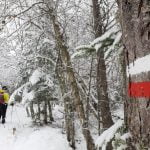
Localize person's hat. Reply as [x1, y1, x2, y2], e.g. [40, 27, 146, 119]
[2, 86, 7, 90]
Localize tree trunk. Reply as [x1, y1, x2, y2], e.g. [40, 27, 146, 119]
[92, 0, 113, 132]
[97, 51, 114, 129]
[56, 56, 76, 149]
[119, 0, 150, 149]
[44, 99, 48, 124]
[48, 5, 95, 150]
[92, 1, 114, 149]
[30, 101, 35, 120]
[26, 107, 30, 117]
[119, 48, 128, 127]
[37, 99, 41, 123]
[47, 100, 54, 122]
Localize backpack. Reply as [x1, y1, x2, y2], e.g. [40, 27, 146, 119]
[0, 93, 4, 104]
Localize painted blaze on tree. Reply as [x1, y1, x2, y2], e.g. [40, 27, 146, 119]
[128, 54, 150, 98]
[129, 81, 150, 97]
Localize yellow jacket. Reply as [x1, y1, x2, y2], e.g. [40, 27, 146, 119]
[0, 89, 10, 104]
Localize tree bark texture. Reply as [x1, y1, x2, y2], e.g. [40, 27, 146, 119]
[119, 0, 150, 149]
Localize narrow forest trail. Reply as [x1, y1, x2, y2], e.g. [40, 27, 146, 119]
[0, 105, 72, 150]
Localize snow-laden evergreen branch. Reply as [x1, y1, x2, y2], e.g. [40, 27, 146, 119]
[72, 25, 121, 59]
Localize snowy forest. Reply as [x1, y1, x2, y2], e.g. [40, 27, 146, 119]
[0, 0, 150, 150]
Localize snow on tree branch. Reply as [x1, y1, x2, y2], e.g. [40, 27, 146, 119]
[72, 25, 121, 59]
[95, 120, 124, 150]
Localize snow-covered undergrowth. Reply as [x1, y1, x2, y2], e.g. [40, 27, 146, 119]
[0, 104, 126, 150]
[0, 105, 72, 150]
[95, 120, 131, 150]
[95, 120, 123, 149]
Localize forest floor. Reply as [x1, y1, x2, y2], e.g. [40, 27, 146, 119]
[0, 104, 123, 150]
[0, 105, 73, 150]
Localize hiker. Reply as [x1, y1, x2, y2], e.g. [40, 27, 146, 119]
[0, 86, 10, 124]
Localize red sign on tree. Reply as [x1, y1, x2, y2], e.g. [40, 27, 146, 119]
[128, 82, 150, 98]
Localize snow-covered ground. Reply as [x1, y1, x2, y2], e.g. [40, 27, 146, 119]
[0, 105, 72, 150]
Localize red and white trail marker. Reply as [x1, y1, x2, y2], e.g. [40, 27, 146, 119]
[127, 55, 150, 98]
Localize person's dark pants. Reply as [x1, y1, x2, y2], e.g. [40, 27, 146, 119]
[0, 103, 8, 120]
